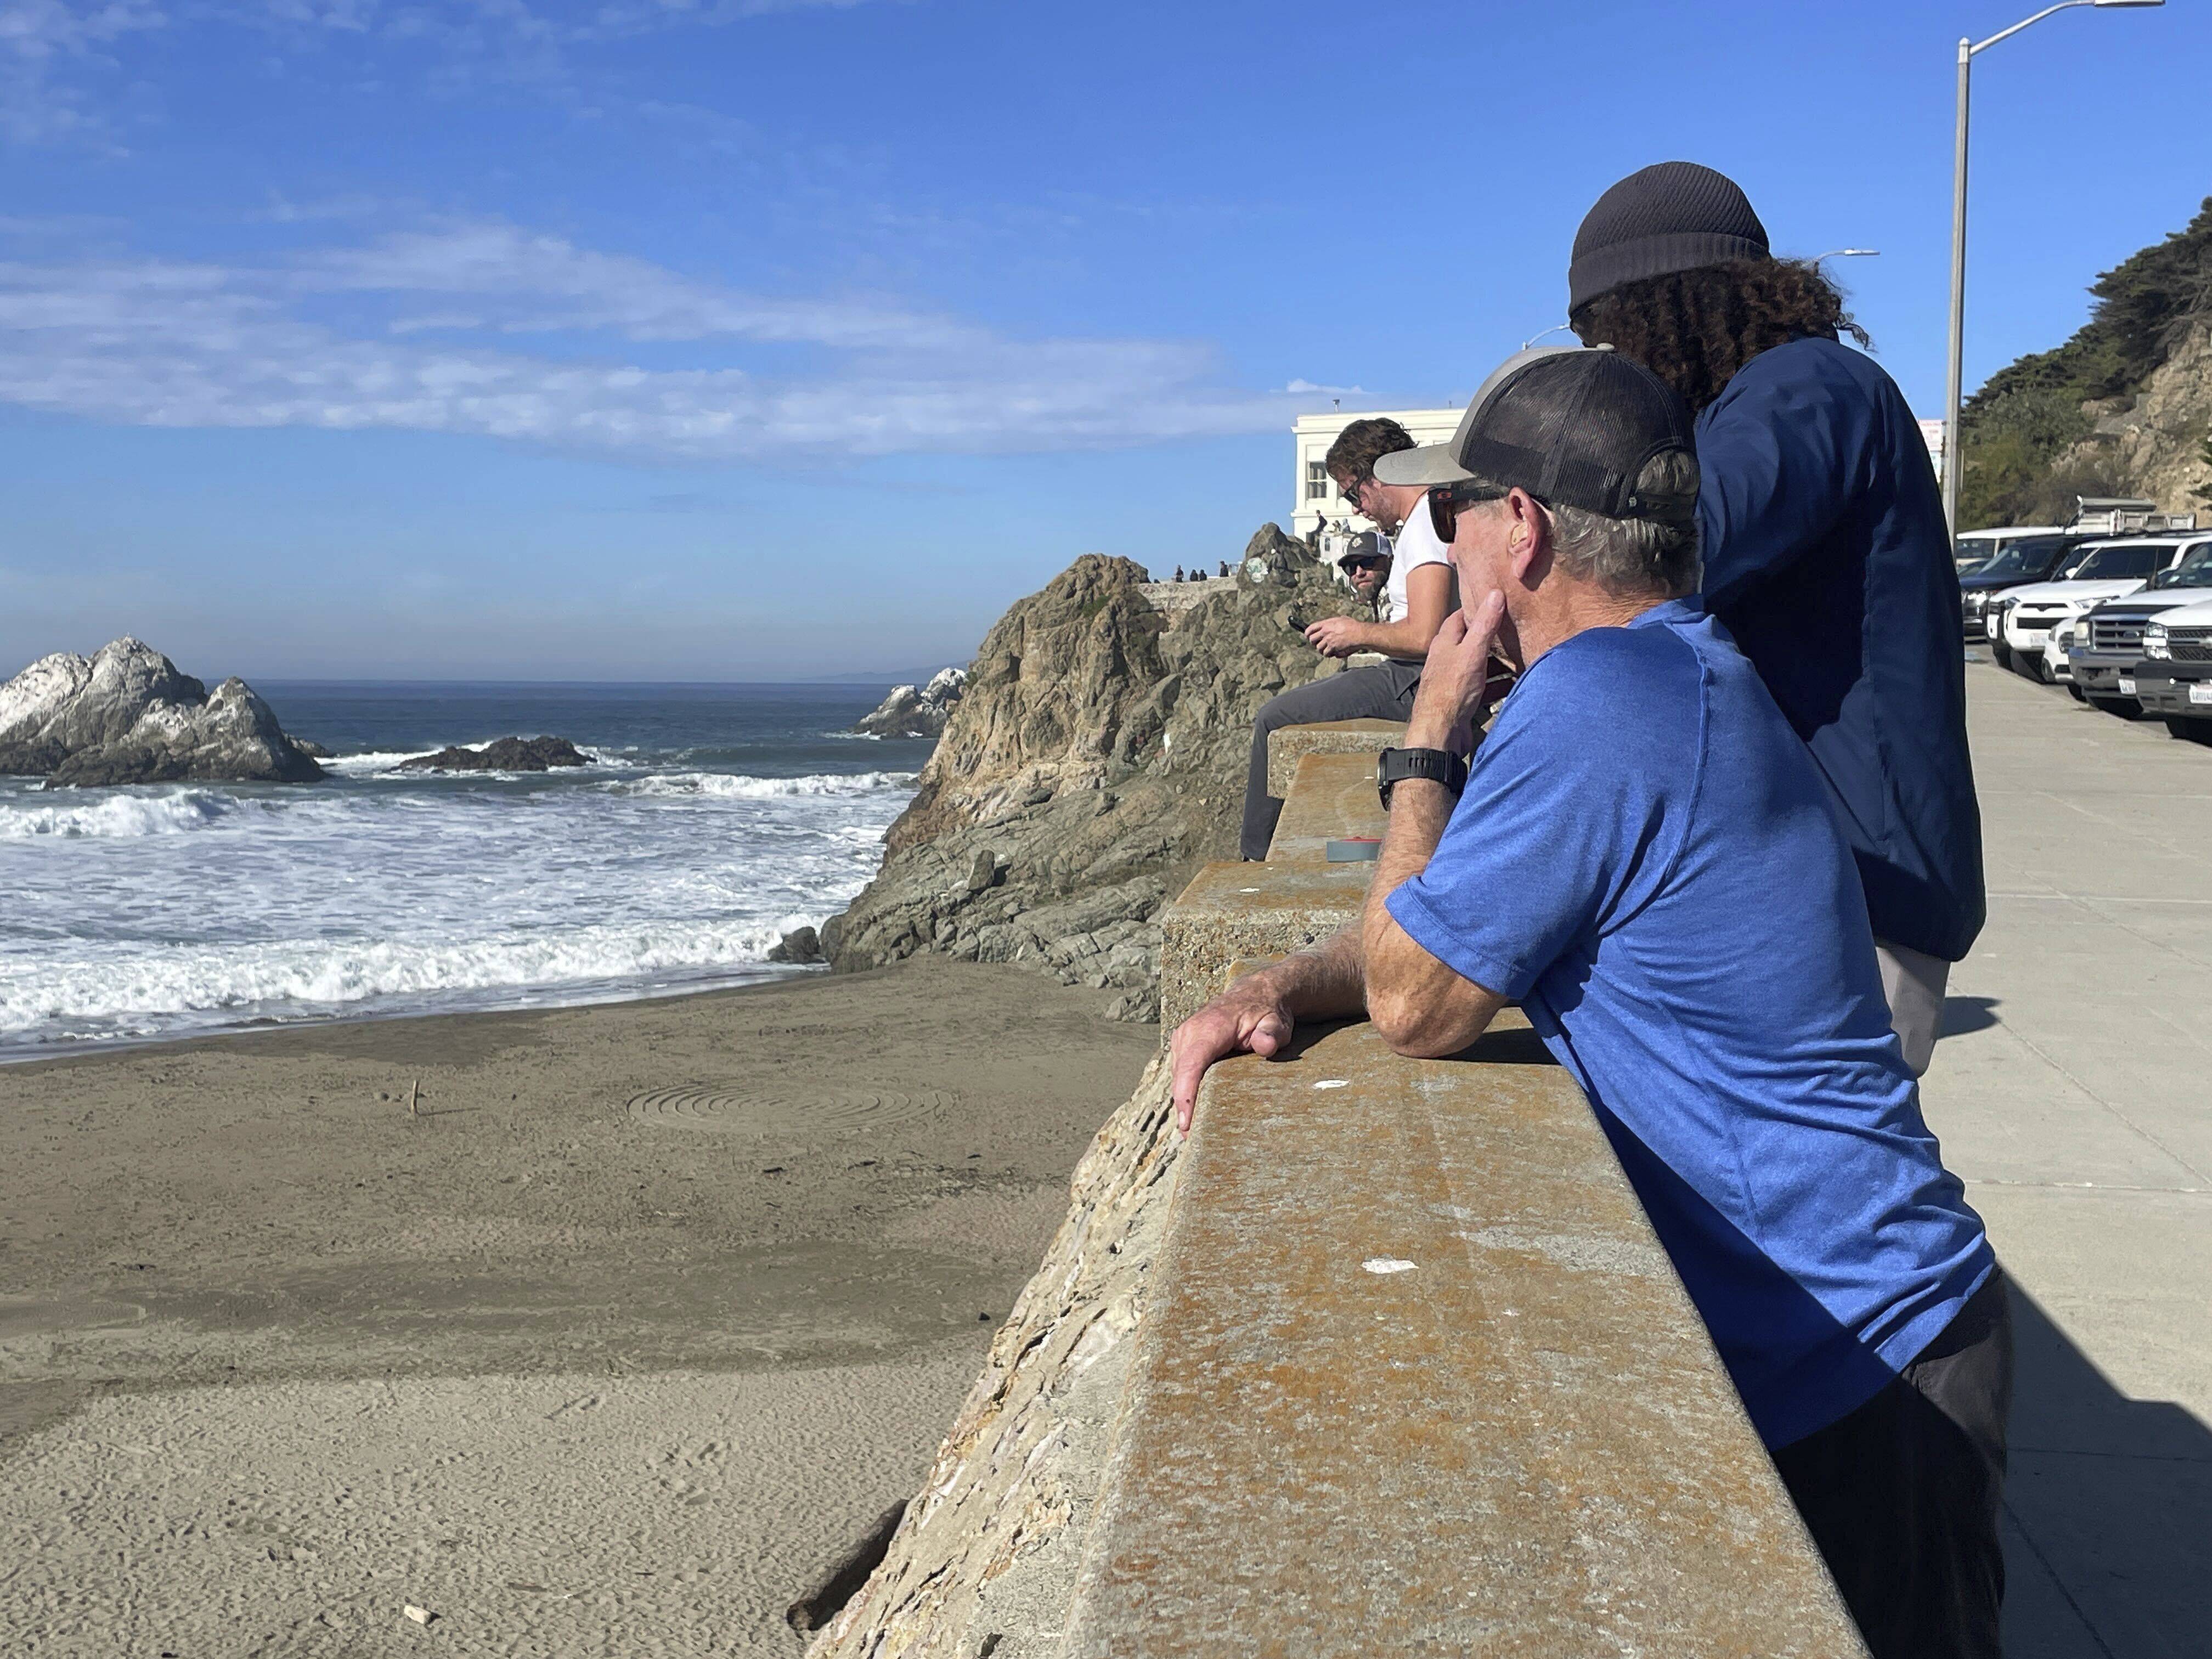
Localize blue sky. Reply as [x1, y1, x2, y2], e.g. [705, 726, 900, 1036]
[2, 0, 2204, 680]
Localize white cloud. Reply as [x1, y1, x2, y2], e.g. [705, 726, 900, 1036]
[0, 221, 1310, 460]
[0, 0, 166, 144]
[300, 221, 979, 349]
[1, 0, 885, 146]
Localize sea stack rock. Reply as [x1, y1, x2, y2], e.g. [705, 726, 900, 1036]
[0, 639, 324, 787]
[853, 667, 967, 739]
[822, 531, 1354, 1020]
[396, 736, 592, 773]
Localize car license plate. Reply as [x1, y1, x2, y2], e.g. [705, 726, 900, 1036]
[2021, 630, 2048, 645]
[2119, 676, 2137, 696]
[2191, 684, 2212, 706]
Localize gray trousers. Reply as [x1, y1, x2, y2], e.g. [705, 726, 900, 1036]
[1876, 938, 1951, 1077]
[1241, 659, 1423, 860]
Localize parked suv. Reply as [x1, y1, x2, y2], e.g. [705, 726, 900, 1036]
[1991, 538, 2196, 680]
[1961, 535, 2101, 645]
[2064, 539, 2212, 714]
[1955, 524, 2064, 577]
[2134, 595, 2212, 741]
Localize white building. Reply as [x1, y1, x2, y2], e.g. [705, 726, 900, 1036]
[1291, 408, 1462, 541]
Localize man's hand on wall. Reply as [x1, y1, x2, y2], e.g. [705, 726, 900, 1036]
[1169, 975, 1297, 1133]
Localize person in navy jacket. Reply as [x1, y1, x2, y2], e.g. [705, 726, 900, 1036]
[1567, 162, 1985, 1077]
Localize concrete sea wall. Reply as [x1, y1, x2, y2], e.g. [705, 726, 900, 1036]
[811, 735, 1869, 1657]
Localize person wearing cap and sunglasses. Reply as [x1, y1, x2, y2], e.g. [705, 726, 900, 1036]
[1170, 346, 2007, 1659]
[1235, 417, 1459, 861]
[1335, 531, 1392, 614]
[1566, 163, 1982, 1082]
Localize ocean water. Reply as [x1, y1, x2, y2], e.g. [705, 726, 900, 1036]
[0, 682, 934, 1058]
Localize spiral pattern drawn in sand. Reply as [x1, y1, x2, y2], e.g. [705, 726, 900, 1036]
[626, 1085, 957, 1138]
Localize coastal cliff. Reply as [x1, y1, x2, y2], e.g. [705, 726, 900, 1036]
[1961, 195, 2212, 524]
[822, 527, 1357, 1020]
[0, 638, 323, 788]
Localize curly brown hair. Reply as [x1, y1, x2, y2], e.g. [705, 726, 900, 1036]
[1323, 416, 1414, 490]
[1568, 259, 1872, 415]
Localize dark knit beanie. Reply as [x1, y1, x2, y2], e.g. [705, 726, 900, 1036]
[1568, 162, 1770, 315]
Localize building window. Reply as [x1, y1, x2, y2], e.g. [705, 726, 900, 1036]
[1305, 460, 1328, 501]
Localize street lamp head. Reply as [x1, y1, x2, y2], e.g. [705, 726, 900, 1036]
[2090, 1, 2164, 8]
[1812, 249, 1880, 262]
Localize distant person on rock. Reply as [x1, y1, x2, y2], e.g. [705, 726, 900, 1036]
[1237, 417, 1458, 859]
[1173, 347, 2008, 1659]
[1566, 162, 1983, 1079]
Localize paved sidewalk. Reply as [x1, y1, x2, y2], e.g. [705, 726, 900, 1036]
[1927, 663, 2210, 1659]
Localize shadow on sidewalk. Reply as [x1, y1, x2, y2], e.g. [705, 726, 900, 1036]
[1941, 996, 2002, 1039]
[2001, 1283, 2212, 1659]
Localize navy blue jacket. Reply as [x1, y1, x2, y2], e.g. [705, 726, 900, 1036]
[1695, 337, 1985, 963]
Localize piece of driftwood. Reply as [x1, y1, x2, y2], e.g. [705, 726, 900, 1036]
[786, 1502, 907, 1633]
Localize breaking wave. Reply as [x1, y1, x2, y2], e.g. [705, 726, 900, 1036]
[611, 770, 917, 799]
[0, 919, 805, 1040]
[0, 751, 918, 1052]
[0, 789, 242, 840]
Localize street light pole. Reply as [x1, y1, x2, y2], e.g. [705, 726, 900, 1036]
[1945, 34, 1972, 533]
[1942, 0, 2164, 534]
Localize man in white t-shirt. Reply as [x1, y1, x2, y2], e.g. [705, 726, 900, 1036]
[1239, 418, 1459, 859]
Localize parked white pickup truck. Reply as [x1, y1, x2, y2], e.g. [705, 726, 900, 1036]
[2063, 540, 2212, 714]
[2133, 594, 2212, 742]
[1991, 537, 2205, 681]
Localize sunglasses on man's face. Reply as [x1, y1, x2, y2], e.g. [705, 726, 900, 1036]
[1428, 485, 1492, 545]
[1341, 555, 1385, 572]
[1337, 473, 1368, 503]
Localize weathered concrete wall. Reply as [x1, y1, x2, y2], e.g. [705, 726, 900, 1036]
[812, 730, 1867, 1658]
[1262, 716, 1400, 800]
[805, 1057, 1184, 1659]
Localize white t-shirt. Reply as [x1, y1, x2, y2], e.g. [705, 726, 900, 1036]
[1380, 503, 1454, 644]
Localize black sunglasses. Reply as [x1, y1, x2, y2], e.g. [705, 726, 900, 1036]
[1340, 554, 1386, 572]
[1337, 472, 1369, 503]
[1427, 483, 1506, 545]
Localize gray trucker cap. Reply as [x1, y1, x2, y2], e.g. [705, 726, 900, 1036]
[1373, 343, 1698, 525]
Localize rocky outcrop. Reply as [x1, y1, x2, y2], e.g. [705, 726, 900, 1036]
[2069, 319, 2212, 514]
[395, 736, 592, 772]
[805, 1056, 1182, 1658]
[767, 926, 823, 965]
[854, 668, 968, 739]
[0, 639, 323, 788]
[822, 527, 1358, 1020]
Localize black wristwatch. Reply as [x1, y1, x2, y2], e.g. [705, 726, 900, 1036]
[1377, 746, 1468, 809]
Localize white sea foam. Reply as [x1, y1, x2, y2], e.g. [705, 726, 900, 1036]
[0, 758, 917, 1051]
[612, 770, 917, 800]
[0, 919, 804, 1037]
[0, 789, 240, 840]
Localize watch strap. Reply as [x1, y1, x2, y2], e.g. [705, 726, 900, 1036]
[1376, 746, 1468, 809]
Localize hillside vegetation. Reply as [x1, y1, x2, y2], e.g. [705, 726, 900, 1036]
[1962, 196, 2212, 528]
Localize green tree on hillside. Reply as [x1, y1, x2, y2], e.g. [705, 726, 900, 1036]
[1961, 196, 2212, 527]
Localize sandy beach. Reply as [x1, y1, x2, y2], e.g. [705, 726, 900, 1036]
[0, 960, 1156, 1656]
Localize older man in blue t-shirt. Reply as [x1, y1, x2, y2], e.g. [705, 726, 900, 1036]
[1169, 346, 2010, 1659]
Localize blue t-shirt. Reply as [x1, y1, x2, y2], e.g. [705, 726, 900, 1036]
[1696, 337, 1985, 964]
[1386, 600, 1993, 1448]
